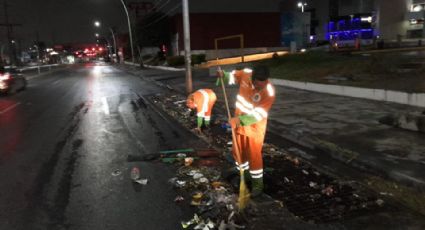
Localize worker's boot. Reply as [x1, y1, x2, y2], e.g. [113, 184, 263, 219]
[250, 177, 264, 198]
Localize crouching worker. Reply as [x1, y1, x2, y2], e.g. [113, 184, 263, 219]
[217, 66, 276, 197]
[186, 89, 217, 133]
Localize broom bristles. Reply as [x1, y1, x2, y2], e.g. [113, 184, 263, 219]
[238, 169, 250, 211]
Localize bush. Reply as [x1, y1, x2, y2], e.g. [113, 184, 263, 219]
[167, 56, 185, 66]
[142, 54, 153, 60]
[191, 54, 206, 65]
[167, 54, 206, 66]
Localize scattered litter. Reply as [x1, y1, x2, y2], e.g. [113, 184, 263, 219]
[176, 180, 187, 188]
[376, 199, 385, 206]
[130, 167, 140, 180]
[198, 177, 209, 184]
[379, 192, 394, 196]
[194, 219, 215, 230]
[174, 196, 185, 203]
[185, 157, 194, 166]
[173, 100, 186, 105]
[169, 177, 187, 188]
[177, 153, 187, 158]
[322, 186, 334, 196]
[284, 177, 290, 183]
[313, 171, 320, 176]
[191, 192, 204, 206]
[187, 170, 199, 176]
[182, 214, 201, 228]
[302, 169, 309, 175]
[134, 178, 148, 185]
[111, 169, 122, 177]
[293, 158, 300, 166]
[193, 173, 204, 180]
[309, 181, 318, 189]
[212, 181, 225, 190]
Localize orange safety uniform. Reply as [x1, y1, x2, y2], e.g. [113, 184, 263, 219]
[187, 89, 217, 128]
[226, 68, 275, 179]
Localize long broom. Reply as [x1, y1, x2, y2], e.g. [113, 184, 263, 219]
[217, 65, 250, 211]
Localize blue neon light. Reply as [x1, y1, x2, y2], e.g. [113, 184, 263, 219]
[326, 17, 373, 41]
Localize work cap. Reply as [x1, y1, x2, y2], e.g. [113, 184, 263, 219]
[252, 65, 270, 81]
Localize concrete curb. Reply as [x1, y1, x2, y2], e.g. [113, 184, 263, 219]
[123, 61, 184, 71]
[271, 78, 425, 108]
[144, 64, 185, 72]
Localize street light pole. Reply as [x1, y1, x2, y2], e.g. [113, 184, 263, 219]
[297, 2, 307, 13]
[110, 28, 118, 62]
[182, 0, 192, 94]
[120, 0, 135, 64]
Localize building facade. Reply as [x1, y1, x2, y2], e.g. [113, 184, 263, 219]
[168, 0, 281, 55]
[282, 0, 423, 46]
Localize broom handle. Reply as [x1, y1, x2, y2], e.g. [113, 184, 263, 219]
[218, 68, 243, 164]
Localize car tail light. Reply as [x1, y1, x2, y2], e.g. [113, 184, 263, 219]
[0, 74, 10, 81]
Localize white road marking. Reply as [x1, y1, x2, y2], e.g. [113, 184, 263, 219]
[101, 97, 110, 115]
[0, 102, 21, 115]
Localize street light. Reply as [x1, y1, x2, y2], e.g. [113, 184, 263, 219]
[92, 20, 118, 63]
[298, 2, 307, 13]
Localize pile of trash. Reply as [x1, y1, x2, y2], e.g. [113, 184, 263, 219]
[169, 166, 246, 229]
[151, 94, 231, 150]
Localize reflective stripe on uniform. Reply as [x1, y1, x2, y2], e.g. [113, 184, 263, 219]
[235, 94, 268, 121]
[267, 83, 275, 97]
[229, 71, 236, 85]
[236, 161, 250, 170]
[197, 89, 209, 117]
[243, 68, 253, 73]
[237, 95, 254, 109]
[250, 169, 263, 178]
[254, 107, 268, 118]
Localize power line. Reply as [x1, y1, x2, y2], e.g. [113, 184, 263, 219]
[153, 0, 171, 12]
[140, 2, 181, 29]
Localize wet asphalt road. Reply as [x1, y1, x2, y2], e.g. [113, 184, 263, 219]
[0, 63, 199, 230]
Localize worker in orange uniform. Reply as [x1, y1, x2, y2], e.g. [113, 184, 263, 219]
[186, 89, 217, 133]
[217, 66, 275, 197]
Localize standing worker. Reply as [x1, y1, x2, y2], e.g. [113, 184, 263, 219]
[217, 66, 275, 197]
[186, 89, 217, 133]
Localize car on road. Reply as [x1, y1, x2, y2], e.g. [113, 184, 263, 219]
[0, 66, 27, 95]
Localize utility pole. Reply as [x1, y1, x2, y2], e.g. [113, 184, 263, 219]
[1, 0, 21, 65]
[182, 0, 192, 94]
[110, 28, 118, 62]
[120, 0, 135, 63]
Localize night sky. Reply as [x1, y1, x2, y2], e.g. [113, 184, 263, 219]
[1, 0, 128, 47]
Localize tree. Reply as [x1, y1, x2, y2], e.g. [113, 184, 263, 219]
[136, 11, 171, 50]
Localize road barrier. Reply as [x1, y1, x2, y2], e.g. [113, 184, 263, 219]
[19, 64, 61, 74]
